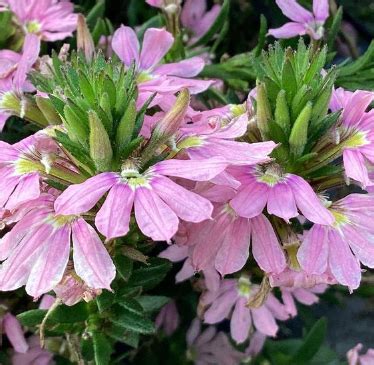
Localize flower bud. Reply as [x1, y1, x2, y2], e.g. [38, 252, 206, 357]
[289, 101, 312, 157]
[63, 104, 88, 145]
[77, 14, 95, 61]
[36, 96, 62, 125]
[256, 82, 271, 140]
[274, 90, 290, 135]
[153, 88, 190, 140]
[116, 99, 137, 156]
[88, 110, 113, 171]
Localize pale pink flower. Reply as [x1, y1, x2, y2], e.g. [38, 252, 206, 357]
[155, 300, 180, 336]
[2, 313, 29, 353]
[186, 318, 244, 365]
[280, 284, 326, 317]
[268, 0, 329, 40]
[111, 26, 213, 96]
[347, 344, 374, 365]
[330, 87, 374, 188]
[0, 192, 116, 298]
[55, 158, 227, 241]
[229, 164, 334, 225]
[39, 294, 55, 309]
[0, 34, 40, 130]
[6, 0, 78, 41]
[12, 336, 54, 365]
[202, 276, 289, 343]
[180, 0, 221, 44]
[298, 193, 374, 291]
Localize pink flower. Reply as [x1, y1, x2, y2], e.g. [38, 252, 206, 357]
[202, 276, 289, 343]
[0, 192, 116, 298]
[229, 163, 334, 225]
[155, 300, 180, 336]
[347, 344, 374, 365]
[187, 201, 286, 276]
[0, 34, 40, 130]
[55, 158, 227, 241]
[7, 0, 78, 41]
[186, 318, 244, 365]
[330, 88, 374, 188]
[298, 193, 374, 291]
[280, 285, 326, 317]
[180, 0, 221, 44]
[2, 313, 29, 353]
[245, 331, 266, 359]
[111, 26, 213, 96]
[178, 113, 277, 165]
[12, 336, 54, 365]
[268, 0, 329, 40]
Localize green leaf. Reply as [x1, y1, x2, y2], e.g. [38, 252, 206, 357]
[81, 338, 94, 361]
[49, 302, 89, 323]
[291, 318, 327, 364]
[17, 309, 47, 327]
[110, 301, 155, 335]
[86, 0, 106, 29]
[327, 7, 343, 51]
[189, 0, 230, 48]
[128, 258, 172, 290]
[254, 15, 267, 57]
[93, 331, 112, 365]
[114, 254, 133, 281]
[137, 296, 170, 312]
[97, 290, 115, 312]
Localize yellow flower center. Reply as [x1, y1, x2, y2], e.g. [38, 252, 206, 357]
[26, 20, 41, 34]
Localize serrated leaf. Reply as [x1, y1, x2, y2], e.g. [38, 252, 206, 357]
[97, 290, 115, 312]
[17, 309, 47, 327]
[137, 296, 170, 313]
[114, 254, 133, 281]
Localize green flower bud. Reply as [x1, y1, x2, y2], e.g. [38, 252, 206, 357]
[256, 82, 272, 140]
[35, 96, 62, 125]
[89, 110, 113, 172]
[116, 99, 137, 156]
[274, 90, 290, 135]
[63, 105, 88, 145]
[289, 101, 312, 157]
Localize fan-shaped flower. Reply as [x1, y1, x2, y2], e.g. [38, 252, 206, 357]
[298, 193, 374, 291]
[268, 0, 329, 40]
[55, 158, 228, 241]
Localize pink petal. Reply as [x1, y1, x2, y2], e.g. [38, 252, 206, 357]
[204, 290, 238, 324]
[230, 297, 251, 343]
[298, 224, 328, 274]
[281, 290, 297, 317]
[342, 90, 374, 128]
[343, 149, 370, 187]
[5, 172, 40, 210]
[3, 314, 29, 353]
[251, 215, 286, 274]
[230, 178, 269, 218]
[159, 244, 188, 262]
[112, 25, 140, 68]
[0, 224, 54, 291]
[139, 28, 174, 71]
[151, 176, 213, 222]
[153, 157, 228, 181]
[180, 0, 206, 29]
[267, 182, 298, 221]
[95, 183, 135, 240]
[175, 259, 195, 283]
[268, 22, 307, 39]
[213, 114, 248, 139]
[292, 288, 319, 305]
[26, 225, 70, 298]
[54, 173, 118, 215]
[252, 305, 278, 337]
[134, 187, 179, 241]
[186, 318, 201, 346]
[275, 0, 313, 22]
[313, 0, 329, 21]
[146, 0, 163, 7]
[288, 174, 334, 225]
[13, 33, 40, 92]
[215, 217, 251, 276]
[154, 57, 205, 77]
[328, 230, 361, 290]
[72, 218, 116, 290]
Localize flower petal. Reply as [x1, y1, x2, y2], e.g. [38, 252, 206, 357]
[343, 149, 370, 187]
[275, 0, 313, 22]
[251, 214, 286, 274]
[154, 56, 205, 77]
[313, 0, 329, 21]
[230, 297, 252, 343]
[72, 218, 116, 290]
[54, 173, 117, 215]
[3, 314, 29, 353]
[268, 22, 307, 39]
[134, 187, 179, 241]
[95, 183, 135, 240]
[267, 182, 298, 221]
[153, 157, 228, 181]
[151, 176, 213, 222]
[252, 305, 278, 337]
[112, 25, 139, 68]
[26, 225, 71, 298]
[139, 28, 174, 71]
